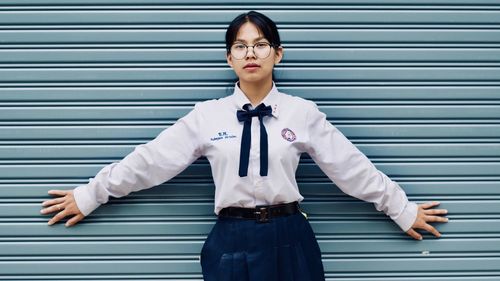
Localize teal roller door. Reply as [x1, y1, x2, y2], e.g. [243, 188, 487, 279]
[1, 0, 500, 280]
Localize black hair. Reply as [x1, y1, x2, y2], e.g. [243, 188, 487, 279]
[225, 11, 282, 85]
[225, 11, 281, 54]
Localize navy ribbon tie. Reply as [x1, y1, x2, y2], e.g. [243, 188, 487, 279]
[236, 103, 273, 177]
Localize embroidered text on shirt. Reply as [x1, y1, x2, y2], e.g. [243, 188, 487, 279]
[210, 131, 237, 141]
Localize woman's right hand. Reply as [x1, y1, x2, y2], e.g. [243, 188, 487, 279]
[40, 189, 85, 227]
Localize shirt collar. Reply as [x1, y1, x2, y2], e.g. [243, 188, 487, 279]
[232, 81, 280, 118]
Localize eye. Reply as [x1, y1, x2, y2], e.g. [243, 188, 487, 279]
[255, 42, 269, 49]
[232, 44, 246, 50]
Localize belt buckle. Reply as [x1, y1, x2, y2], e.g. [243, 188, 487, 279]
[255, 207, 270, 223]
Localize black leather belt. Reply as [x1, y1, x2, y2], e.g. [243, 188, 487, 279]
[218, 201, 301, 223]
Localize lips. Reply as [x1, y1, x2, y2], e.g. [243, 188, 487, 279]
[244, 63, 260, 69]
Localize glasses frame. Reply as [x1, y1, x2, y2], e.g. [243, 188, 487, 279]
[229, 42, 276, 60]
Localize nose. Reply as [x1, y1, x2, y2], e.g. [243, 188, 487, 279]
[245, 46, 257, 59]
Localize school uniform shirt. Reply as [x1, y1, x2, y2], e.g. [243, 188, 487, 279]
[73, 81, 418, 232]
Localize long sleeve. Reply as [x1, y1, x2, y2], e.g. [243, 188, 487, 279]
[303, 101, 418, 232]
[73, 103, 204, 216]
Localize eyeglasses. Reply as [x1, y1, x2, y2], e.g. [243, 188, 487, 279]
[230, 42, 275, 60]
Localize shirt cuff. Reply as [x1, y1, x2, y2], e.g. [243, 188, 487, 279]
[393, 201, 418, 232]
[73, 184, 101, 216]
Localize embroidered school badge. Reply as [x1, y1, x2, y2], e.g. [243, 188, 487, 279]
[281, 128, 296, 142]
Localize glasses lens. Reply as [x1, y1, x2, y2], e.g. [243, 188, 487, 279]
[231, 44, 247, 60]
[230, 43, 272, 60]
[254, 43, 271, 59]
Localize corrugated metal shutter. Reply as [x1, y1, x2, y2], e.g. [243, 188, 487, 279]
[1, 0, 499, 280]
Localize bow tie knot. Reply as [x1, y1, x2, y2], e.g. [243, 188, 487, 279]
[237, 103, 273, 121]
[236, 103, 273, 177]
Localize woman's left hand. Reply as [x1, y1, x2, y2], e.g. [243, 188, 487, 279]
[406, 201, 448, 240]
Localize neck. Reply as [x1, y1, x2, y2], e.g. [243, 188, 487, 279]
[238, 78, 273, 107]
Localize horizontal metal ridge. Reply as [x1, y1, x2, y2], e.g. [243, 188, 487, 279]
[3, 63, 500, 67]
[2, 25, 500, 30]
[3, 43, 500, 48]
[0, 0, 499, 6]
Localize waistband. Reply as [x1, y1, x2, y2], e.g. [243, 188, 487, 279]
[218, 201, 301, 223]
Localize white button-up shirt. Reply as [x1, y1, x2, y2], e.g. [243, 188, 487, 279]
[74, 82, 418, 231]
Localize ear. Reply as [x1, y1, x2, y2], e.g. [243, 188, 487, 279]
[226, 52, 234, 68]
[274, 46, 284, 65]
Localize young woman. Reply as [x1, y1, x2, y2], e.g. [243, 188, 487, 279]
[40, 11, 449, 281]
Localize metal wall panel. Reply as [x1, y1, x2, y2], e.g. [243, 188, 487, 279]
[1, 0, 499, 280]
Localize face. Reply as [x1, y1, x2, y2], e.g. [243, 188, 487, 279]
[226, 22, 283, 84]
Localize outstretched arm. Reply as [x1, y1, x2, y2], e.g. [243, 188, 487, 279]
[40, 103, 204, 227]
[303, 100, 448, 239]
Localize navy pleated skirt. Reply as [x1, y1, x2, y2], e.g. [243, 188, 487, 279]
[200, 211, 326, 281]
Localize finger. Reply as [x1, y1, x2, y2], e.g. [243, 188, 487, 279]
[425, 215, 449, 223]
[41, 203, 65, 215]
[424, 209, 448, 215]
[65, 214, 85, 227]
[42, 197, 65, 207]
[43, 203, 65, 215]
[48, 190, 69, 197]
[406, 229, 423, 240]
[420, 201, 441, 209]
[47, 210, 67, 226]
[423, 224, 442, 238]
